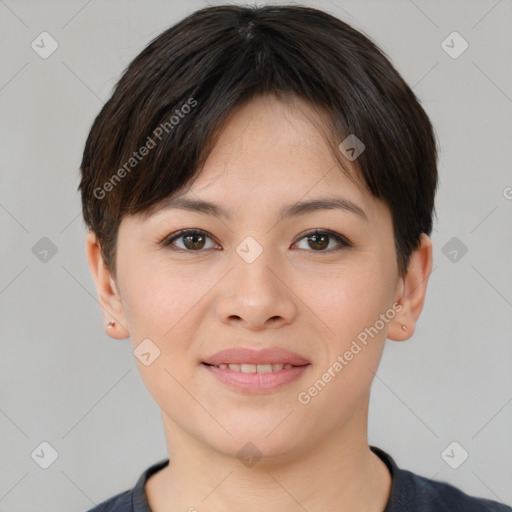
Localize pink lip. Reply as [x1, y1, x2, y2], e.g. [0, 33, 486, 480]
[202, 347, 310, 366]
[201, 347, 311, 394]
[203, 364, 310, 393]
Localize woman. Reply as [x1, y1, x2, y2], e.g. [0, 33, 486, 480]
[80, 4, 511, 511]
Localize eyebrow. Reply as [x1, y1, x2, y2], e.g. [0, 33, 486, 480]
[155, 195, 368, 221]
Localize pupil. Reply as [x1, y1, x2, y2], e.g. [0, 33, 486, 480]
[310, 233, 328, 250]
[185, 234, 204, 250]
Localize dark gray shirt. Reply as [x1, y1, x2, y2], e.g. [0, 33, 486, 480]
[86, 445, 512, 511]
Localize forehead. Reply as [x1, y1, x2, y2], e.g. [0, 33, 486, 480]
[201, 94, 349, 176]
[179, 94, 373, 211]
[136, 93, 388, 227]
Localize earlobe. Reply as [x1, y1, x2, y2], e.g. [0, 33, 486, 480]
[388, 233, 433, 342]
[85, 231, 130, 340]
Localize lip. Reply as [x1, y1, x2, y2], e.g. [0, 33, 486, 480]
[202, 364, 310, 393]
[201, 347, 311, 394]
[202, 347, 310, 366]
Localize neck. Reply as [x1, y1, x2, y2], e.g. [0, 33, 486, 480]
[146, 403, 392, 512]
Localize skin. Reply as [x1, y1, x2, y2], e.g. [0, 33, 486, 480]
[87, 93, 432, 512]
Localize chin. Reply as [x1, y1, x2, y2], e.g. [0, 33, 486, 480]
[202, 415, 304, 459]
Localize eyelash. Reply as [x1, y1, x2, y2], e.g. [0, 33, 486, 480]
[162, 228, 352, 253]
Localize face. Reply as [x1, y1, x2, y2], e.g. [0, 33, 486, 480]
[92, 94, 411, 460]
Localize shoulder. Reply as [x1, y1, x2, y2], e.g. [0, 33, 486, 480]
[85, 490, 132, 512]
[370, 446, 511, 512]
[397, 468, 512, 512]
[84, 458, 170, 512]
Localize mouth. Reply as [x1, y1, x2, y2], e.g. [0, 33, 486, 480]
[201, 362, 310, 393]
[202, 346, 310, 367]
[202, 362, 302, 373]
[200, 347, 311, 393]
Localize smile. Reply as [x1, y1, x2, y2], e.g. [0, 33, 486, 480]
[205, 363, 296, 373]
[202, 362, 310, 393]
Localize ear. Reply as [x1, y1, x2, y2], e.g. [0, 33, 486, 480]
[85, 231, 130, 340]
[388, 233, 433, 341]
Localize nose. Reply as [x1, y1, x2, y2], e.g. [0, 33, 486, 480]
[215, 247, 298, 331]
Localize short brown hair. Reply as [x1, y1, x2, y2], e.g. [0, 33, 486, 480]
[79, 4, 439, 279]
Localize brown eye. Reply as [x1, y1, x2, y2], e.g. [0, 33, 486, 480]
[294, 229, 351, 252]
[307, 232, 329, 250]
[164, 229, 218, 251]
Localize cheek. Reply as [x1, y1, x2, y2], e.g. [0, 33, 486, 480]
[295, 282, 390, 428]
[121, 262, 219, 403]
[123, 269, 205, 417]
[120, 258, 204, 338]
[306, 257, 396, 390]
[317, 261, 394, 339]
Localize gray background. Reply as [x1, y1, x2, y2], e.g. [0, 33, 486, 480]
[1, 0, 511, 510]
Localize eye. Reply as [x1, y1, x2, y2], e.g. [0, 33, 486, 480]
[162, 228, 352, 253]
[163, 229, 219, 251]
[293, 229, 352, 252]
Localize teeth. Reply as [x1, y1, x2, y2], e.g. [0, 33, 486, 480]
[212, 363, 297, 372]
[254, 364, 273, 373]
